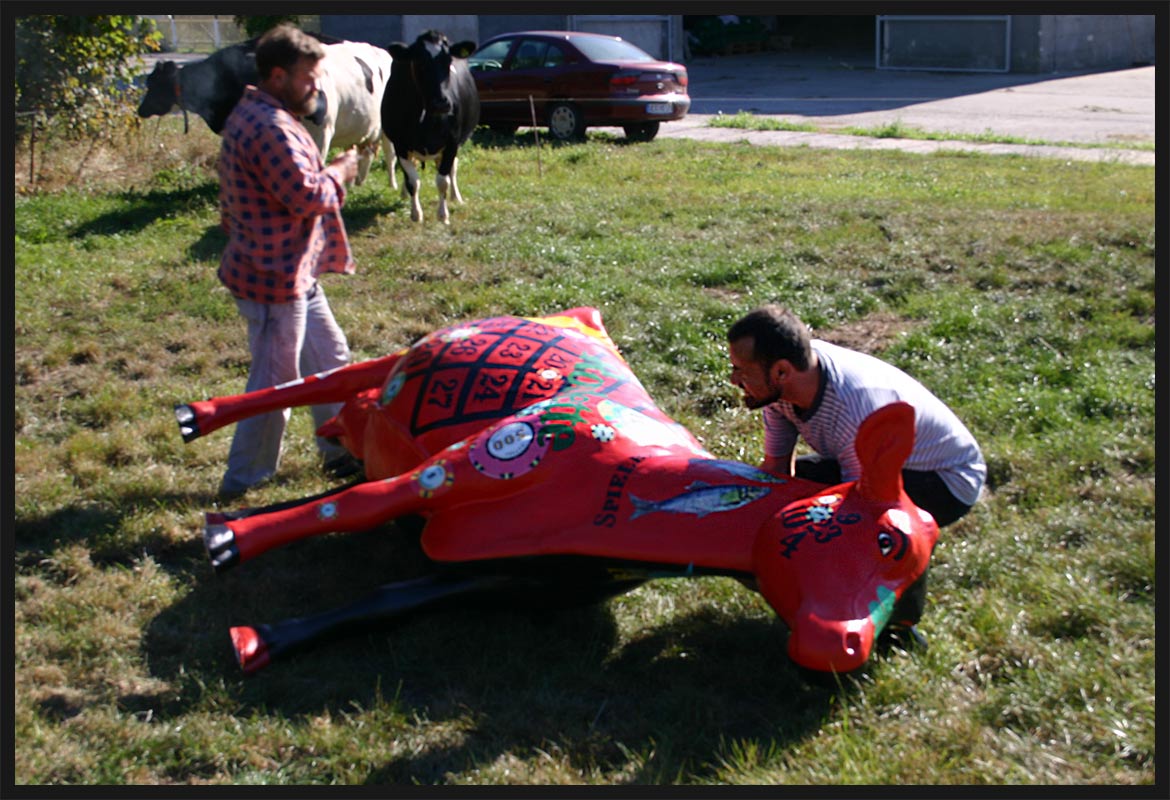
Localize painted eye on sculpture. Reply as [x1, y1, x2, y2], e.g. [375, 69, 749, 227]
[876, 526, 909, 561]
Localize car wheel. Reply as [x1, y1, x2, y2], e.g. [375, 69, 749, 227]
[547, 102, 586, 141]
[623, 121, 660, 142]
[489, 123, 519, 136]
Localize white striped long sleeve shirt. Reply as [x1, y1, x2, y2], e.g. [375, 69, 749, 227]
[763, 340, 986, 506]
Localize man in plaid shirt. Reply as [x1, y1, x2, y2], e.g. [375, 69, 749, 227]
[216, 25, 361, 498]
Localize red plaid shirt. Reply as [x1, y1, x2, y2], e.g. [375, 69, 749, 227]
[217, 86, 354, 304]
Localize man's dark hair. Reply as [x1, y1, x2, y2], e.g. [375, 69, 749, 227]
[727, 305, 812, 370]
[255, 24, 325, 80]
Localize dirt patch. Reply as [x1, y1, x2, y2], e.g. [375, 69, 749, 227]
[819, 311, 915, 355]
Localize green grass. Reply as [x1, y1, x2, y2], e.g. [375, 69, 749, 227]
[709, 110, 1157, 152]
[13, 120, 1156, 785]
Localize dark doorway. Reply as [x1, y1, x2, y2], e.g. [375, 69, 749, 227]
[684, 15, 875, 65]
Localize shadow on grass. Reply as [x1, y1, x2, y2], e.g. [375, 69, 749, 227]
[14, 489, 221, 573]
[135, 511, 846, 782]
[71, 183, 220, 239]
[68, 179, 403, 256]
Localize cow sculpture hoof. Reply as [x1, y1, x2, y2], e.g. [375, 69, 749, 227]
[177, 307, 940, 678]
[230, 626, 271, 675]
[175, 404, 201, 443]
[204, 523, 240, 572]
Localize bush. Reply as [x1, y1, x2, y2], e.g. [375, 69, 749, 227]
[14, 15, 163, 142]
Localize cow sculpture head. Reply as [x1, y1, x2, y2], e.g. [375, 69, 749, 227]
[752, 403, 937, 673]
[177, 308, 939, 678]
[388, 29, 477, 117]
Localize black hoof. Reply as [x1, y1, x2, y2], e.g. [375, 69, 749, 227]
[175, 404, 201, 443]
[204, 522, 240, 572]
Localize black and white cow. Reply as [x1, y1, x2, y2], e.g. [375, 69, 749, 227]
[137, 38, 397, 187]
[137, 43, 258, 135]
[381, 30, 480, 223]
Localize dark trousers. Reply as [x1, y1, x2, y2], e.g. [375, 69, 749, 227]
[794, 454, 973, 527]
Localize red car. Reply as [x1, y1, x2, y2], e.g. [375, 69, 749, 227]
[468, 30, 690, 141]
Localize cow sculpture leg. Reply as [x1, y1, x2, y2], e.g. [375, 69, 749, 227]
[204, 469, 427, 570]
[229, 561, 655, 674]
[175, 352, 402, 443]
[230, 572, 513, 674]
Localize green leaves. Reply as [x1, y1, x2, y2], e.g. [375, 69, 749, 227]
[15, 15, 162, 141]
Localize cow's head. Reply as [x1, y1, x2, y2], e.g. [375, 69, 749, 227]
[388, 30, 476, 116]
[751, 402, 940, 675]
[137, 60, 180, 117]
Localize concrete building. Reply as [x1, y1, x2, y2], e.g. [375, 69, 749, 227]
[317, 13, 1156, 74]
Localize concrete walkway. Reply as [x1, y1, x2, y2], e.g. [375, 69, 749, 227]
[659, 52, 1155, 166]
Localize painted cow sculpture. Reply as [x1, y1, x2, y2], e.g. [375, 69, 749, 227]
[176, 308, 938, 676]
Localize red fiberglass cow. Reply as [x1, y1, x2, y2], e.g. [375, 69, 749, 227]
[176, 308, 938, 676]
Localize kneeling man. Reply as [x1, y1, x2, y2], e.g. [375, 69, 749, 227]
[727, 305, 985, 528]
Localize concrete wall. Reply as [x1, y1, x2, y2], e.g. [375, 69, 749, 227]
[319, 14, 684, 61]
[479, 15, 568, 42]
[319, 15, 401, 47]
[1037, 15, 1155, 71]
[878, 16, 1011, 71]
[1013, 15, 1156, 72]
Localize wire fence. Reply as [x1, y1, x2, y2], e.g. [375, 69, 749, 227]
[143, 15, 322, 54]
[143, 15, 247, 54]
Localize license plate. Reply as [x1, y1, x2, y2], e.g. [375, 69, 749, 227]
[645, 102, 672, 115]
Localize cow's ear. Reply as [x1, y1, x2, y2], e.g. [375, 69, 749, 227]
[450, 41, 478, 59]
[387, 43, 409, 59]
[855, 401, 915, 503]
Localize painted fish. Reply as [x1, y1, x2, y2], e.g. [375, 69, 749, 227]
[628, 482, 771, 520]
[687, 459, 788, 485]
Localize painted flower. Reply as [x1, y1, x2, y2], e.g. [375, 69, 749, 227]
[591, 424, 616, 442]
[806, 504, 834, 524]
[440, 325, 481, 342]
[415, 459, 454, 497]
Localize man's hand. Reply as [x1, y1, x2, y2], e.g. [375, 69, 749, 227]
[330, 148, 359, 184]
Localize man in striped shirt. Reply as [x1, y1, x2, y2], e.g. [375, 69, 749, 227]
[216, 25, 361, 499]
[728, 305, 985, 527]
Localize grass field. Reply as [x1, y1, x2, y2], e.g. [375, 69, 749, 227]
[12, 118, 1157, 786]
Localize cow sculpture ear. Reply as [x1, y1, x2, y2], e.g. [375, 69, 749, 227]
[451, 41, 478, 59]
[855, 401, 915, 503]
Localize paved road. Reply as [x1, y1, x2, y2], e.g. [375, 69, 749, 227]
[660, 52, 1156, 165]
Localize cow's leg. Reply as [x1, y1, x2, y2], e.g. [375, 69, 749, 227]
[176, 352, 401, 443]
[435, 150, 458, 224]
[229, 573, 512, 674]
[355, 143, 374, 186]
[435, 173, 452, 225]
[398, 156, 424, 222]
[448, 155, 464, 205]
[380, 133, 399, 191]
[204, 468, 427, 571]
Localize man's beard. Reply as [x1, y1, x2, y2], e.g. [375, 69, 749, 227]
[283, 87, 319, 118]
[742, 383, 782, 410]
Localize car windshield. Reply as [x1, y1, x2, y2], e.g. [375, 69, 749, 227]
[571, 36, 655, 63]
[468, 39, 514, 71]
